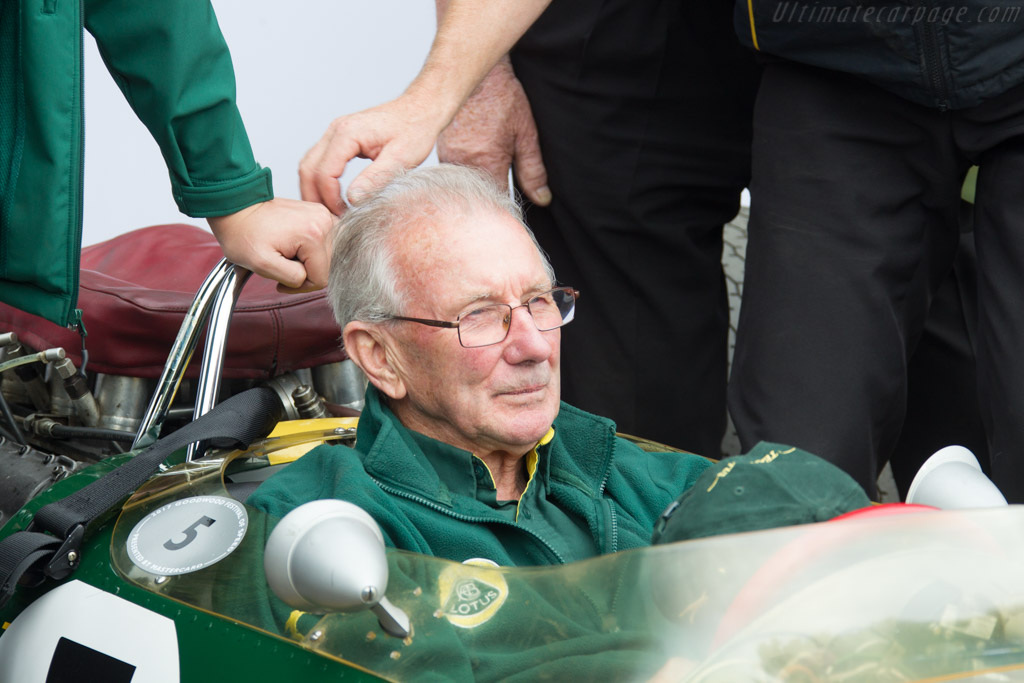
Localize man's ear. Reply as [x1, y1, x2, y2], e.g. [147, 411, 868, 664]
[342, 322, 407, 400]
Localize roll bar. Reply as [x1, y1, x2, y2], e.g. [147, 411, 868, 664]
[131, 260, 252, 460]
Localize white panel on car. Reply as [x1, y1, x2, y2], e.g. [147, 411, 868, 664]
[0, 580, 178, 683]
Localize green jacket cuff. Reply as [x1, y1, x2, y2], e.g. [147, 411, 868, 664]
[173, 166, 274, 217]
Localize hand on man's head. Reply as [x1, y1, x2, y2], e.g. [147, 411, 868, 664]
[299, 96, 452, 215]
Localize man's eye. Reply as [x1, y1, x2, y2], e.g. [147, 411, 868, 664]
[530, 294, 557, 310]
[461, 306, 502, 324]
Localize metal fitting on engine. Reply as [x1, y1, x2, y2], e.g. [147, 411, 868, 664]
[0, 341, 50, 411]
[53, 358, 101, 427]
[292, 385, 329, 420]
[23, 414, 60, 438]
[41, 348, 66, 363]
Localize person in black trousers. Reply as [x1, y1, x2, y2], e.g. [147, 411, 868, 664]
[730, 58, 1023, 500]
[497, 1, 761, 453]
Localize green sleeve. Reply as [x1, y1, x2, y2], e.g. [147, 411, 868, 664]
[605, 439, 715, 547]
[83, 0, 272, 217]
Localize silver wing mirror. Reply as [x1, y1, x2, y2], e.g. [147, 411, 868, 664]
[264, 500, 410, 638]
[906, 445, 1007, 509]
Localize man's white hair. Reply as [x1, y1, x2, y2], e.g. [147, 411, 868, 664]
[327, 164, 555, 330]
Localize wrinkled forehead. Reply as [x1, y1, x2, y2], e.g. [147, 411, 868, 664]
[390, 207, 548, 300]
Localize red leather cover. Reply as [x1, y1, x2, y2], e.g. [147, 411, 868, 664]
[0, 224, 346, 379]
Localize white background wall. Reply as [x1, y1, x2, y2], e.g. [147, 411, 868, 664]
[81, 1, 438, 246]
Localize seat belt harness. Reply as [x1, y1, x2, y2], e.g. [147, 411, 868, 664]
[0, 386, 282, 609]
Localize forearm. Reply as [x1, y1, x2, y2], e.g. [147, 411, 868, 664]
[84, 0, 269, 217]
[299, 0, 551, 210]
[417, 0, 551, 125]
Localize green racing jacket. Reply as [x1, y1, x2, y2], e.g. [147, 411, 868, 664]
[0, 0, 273, 328]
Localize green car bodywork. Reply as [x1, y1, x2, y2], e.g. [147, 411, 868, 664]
[0, 443, 382, 683]
[6, 426, 1024, 682]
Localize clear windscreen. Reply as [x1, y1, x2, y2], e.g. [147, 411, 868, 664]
[109, 439, 1024, 682]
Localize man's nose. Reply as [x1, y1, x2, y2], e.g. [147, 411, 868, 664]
[503, 305, 556, 360]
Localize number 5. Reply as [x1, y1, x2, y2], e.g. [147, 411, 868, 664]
[164, 515, 216, 551]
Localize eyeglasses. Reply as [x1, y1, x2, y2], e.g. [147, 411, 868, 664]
[389, 286, 579, 348]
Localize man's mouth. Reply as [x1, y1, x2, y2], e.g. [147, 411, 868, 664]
[506, 385, 543, 395]
[498, 380, 549, 396]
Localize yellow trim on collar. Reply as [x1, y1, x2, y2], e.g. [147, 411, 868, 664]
[515, 427, 554, 520]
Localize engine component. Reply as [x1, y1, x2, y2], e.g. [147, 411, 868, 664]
[22, 415, 134, 443]
[53, 357, 101, 427]
[0, 340, 64, 412]
[95, 374, 153, 435]
[265, 373, 305, 421]
[312, 359, 367, 411]
[292, 385, 329, 420]
[0, 437, 79, 526]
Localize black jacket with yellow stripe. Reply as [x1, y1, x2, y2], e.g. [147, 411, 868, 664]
[736, 0, 1024, 110]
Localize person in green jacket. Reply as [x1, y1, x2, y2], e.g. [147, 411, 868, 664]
[239, 165, 873, 680]
[247, 163, 715, 566]
[0, 0, 333, 329]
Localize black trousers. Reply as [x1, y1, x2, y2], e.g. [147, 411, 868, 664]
[891, 228, 988, 496]
[730, 61, 1024, 500]
[510, 0, 760, 454]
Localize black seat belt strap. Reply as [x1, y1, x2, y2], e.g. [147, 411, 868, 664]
[0, 386, 282, 609]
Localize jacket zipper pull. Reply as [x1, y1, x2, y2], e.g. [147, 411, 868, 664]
[69, 312, 89, 377]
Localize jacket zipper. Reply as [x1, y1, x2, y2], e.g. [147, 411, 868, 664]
[68, 0, 85, 330]
[371, 478, 567, 564]
[919, 8, 950, 110]
[600, 500, 618, 554]
[598, 443, 617, 554]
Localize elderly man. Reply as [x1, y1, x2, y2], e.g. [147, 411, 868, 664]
[240, 167, 876, 680]
[247, 164, 715, 566]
